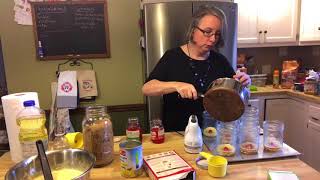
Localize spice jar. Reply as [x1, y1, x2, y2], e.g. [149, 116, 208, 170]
[263, 120, 284, 152]
[150, 119, 165, 144]
[239, 106, 260, 154]
[215, 120, 238, 156]
[126, 117, 142, 142]
[83, 105, 114, 167]
[304, 78, 318, 95]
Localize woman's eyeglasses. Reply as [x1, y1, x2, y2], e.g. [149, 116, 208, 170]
[196, 27, 221, 38]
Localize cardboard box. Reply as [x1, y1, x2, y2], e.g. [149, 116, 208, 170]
[143, 151, 196, 180]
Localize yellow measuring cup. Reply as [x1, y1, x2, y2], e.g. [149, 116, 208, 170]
[65, 132, 84, 149]
[200, 152, 228, 177]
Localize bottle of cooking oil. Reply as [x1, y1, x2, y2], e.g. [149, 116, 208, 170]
[16, 100, 48, 159]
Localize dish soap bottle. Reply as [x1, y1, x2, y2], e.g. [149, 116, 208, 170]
[16, 100, 48, 159]
[184, 115, 203, 154]
[273, 69, 280, 89]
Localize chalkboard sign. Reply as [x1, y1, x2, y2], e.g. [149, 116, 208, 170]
[31, 1, 110, 60]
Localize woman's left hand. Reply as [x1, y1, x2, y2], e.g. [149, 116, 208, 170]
[233, 71, 251, 86]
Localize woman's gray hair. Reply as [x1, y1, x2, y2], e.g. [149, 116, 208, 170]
[186, 5, 227, 49]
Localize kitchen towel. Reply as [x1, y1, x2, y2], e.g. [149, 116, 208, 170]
[56, 71, 78, 108]
[77, 70, 98, 100]
[1, 92, 40, 162]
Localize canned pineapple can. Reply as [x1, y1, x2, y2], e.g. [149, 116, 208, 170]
[119, 140, 143, 177]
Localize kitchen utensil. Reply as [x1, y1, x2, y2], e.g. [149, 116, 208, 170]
[203, 78, 250, 122]
[65, 132, 83, 149]
[184, 115, 203, 154]
[200, 152, 228, 178]
[36, 140, 53, 180]
[5, 148, 95, 180]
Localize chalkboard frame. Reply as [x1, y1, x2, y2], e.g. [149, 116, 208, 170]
[31, 1, 110, 60]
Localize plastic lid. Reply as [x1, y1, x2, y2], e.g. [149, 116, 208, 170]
[23, 100, 35, 107]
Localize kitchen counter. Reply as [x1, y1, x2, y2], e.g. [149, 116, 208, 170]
[0, 132, 319, 179]
[251, 85, 320, 104]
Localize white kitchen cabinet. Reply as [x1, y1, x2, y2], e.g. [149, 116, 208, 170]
[305, 104, 320, 171]
[299, 0, 320, 44]
[235, 0, 298, 47]
[265, 98, 307, 161]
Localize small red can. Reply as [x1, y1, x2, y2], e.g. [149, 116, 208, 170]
[150, 119, 165, 144]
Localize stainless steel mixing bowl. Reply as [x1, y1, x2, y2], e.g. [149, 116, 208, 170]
[5, 148, 95, 180]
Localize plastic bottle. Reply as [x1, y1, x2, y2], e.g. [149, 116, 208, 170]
[38, 41, 44, 58]
[16, 100, 48, 159]
[273, 69, 280, 89]
[126, 117, 142, 142]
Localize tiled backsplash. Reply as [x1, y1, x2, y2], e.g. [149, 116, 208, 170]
[238, 46, 320, 84]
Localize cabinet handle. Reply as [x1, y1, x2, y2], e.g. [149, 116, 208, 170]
[311, 117, 319, 121]
[264, 30, 267, 34]
[259, 31, 262, 34]
[318, 27, 320, 30]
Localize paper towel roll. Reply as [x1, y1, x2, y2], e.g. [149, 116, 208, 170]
[1, 92, 39, 162]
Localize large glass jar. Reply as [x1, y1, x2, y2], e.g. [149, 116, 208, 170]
[263, 120, 284, 152]
[239, 106, 260, 154]
[215, 120, 238, 156]
[83, 105, 114, 167]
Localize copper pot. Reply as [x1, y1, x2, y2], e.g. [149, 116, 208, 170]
[203, 78, 250, 122]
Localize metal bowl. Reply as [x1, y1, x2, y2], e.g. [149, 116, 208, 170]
[5, 148, 95, 180]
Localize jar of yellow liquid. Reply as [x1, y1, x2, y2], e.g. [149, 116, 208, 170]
[16, 100, 48, 159]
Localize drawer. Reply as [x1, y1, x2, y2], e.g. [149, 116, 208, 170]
[308, 105, 320, 121]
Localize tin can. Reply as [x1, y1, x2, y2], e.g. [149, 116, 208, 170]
[119, 140, 143, 178]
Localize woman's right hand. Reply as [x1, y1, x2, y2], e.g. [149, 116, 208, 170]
[175, 82, 198, 100]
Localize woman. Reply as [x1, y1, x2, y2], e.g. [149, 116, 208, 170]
[142, 5, 251, 131]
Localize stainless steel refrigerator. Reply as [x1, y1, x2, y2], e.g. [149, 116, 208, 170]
[141, 0, 237, 122]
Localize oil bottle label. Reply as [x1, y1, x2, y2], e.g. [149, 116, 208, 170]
[21, 139, 47, 158]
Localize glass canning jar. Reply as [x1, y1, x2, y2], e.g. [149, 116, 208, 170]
[83, 105, 114, 167]
[239, 106, 260, 154]
[263, 120, 284, 152]
[202, 111, 217, 137]
[215, 120, 238, 156]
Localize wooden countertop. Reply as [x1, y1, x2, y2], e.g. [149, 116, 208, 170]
[251, 85, 320, 104]
[1, 133, 319, 179]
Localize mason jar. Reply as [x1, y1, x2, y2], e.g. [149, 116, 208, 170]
[263, 120, 284, 152]
[215, 120, 238, 156]
[239, 106, 260, 154]
[83, 105, 114, 167]
[202, 111, 217, 137]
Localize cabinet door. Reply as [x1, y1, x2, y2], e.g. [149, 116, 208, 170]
[287, 99, 307, 161]
[235, 0, 260, 44]
[236, 0, 298, 46]
[306, 120, 320, 171]
[299, 0, 320, 42]
[261, 0, 298, 43]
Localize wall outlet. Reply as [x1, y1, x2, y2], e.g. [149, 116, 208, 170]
[262, 64, 271, 74]
[278, 47, 288, 57]
[312, 46, 320, 56]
